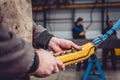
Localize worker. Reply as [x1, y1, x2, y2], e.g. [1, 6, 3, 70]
[0, 1, 81, 80]
[72, 17, 88, 71]
[102, 21, 117, 70]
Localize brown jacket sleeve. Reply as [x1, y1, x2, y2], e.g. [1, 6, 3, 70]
[33, 22, 53, 49]
[0, 26, 34, 79]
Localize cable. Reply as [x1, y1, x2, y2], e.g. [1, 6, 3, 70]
[47, 5, 53, 33]
[86, 0, 98, 30]
[106, 0, 110, 26]
[33, 12, 38, 23]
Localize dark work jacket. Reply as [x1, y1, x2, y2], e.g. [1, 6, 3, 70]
[0, 0, 53, 79]
[72, 24, 85, 39]
[0, 23, 53, 80]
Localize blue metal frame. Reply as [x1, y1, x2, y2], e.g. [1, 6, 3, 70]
[82, 54, 106, 80]
[82, 19, 120, 80]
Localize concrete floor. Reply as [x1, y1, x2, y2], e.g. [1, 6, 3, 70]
[31, 63, 120, 80]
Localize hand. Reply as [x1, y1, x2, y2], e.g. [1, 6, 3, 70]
[79, 32, 85, 35]
[48, 37, 81, 52]
[84, 29, 87, 33]
[33, 49, 65, 78]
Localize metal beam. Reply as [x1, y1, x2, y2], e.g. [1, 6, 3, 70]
[33, 2, 120, 11]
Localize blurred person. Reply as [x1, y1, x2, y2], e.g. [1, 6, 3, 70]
[72, 17, 88, 71]
[102, 21, 117, 70]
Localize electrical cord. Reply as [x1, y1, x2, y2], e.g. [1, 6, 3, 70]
[86, 0, 98, 29]
[47, 5, 53, 33]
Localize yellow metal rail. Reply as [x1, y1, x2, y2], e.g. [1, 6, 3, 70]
[32, 2, 120, 11]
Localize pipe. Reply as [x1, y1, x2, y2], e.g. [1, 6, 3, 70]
[33, 2, 120, 11]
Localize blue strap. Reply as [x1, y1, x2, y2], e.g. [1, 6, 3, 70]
[93, 19, 120, 46]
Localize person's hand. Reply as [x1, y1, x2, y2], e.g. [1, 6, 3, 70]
[33, 49, 65, 78]
[79, 32, 85, 35]
[48, 37, 81, 52]
[79, 29, 87, 36]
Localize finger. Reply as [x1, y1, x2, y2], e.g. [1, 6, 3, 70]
[50, 43, 63, 52]
[49, 66, 54, 72]
[53, 65, 59, 73]
[56, 60, 65, 71]
[71, 42, 82, 50]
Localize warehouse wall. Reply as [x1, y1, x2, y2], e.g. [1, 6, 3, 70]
[33, 1, 120, 39]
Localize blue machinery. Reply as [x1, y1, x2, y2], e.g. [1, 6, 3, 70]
[82, 19, 120, 80]
[82, 54, 106, 80]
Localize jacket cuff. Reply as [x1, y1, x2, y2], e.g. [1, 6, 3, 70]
[27, 52, 39, 73]
[33, 31, 54, 49]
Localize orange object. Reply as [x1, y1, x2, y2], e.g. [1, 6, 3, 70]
[115, 48, 120, 56]
[55, 43, 95, 66]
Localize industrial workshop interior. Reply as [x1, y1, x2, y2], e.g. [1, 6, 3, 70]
[31, 0, 120, 80]
[0, 0, 120, 80]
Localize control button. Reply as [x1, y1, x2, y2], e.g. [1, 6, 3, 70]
[71, 49, 77, 53]
[60, 52, 65, 56]
[81, 48, 85, 51]
[65, 51, 70, 54]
